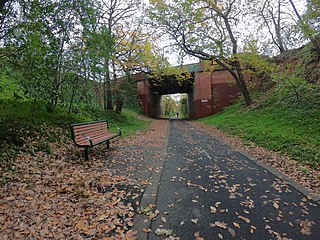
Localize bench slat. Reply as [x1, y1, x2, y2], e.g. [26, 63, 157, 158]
[70, 120, 121, 159]
[74, 134, 118, 146]
[74, 128, 109, 138]
[73, 125, 107, 133]
[72, 122, 107, 130]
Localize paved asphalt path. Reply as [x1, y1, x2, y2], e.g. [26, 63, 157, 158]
[142, 120, 319, 240]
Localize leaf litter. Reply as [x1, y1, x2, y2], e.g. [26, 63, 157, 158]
[0, 120, 169, 239]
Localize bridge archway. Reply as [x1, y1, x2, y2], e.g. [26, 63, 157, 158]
[135, 63, 242, 120]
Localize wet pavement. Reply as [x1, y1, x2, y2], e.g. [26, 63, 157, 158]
[121, 119, 319, 240]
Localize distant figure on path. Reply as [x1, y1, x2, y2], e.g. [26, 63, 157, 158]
[176, 112, 179, 118]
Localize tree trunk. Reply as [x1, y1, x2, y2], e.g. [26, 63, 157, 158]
[104, 59, 113, 110]
[236, 70, 252, 106]
[68, 76, 77, 115]
[49, 73, 59, 112]
[106, 80, 113, 110]
[115, 97, 123, 114]
[112, 58, 124, 114]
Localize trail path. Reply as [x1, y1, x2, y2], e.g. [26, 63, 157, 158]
[122, 119, 320, 240]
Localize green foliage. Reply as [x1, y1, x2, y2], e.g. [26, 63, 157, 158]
[162, 95, 177, 117]
[302, 0, 320, 39]
[237, 41, 278, 75]
[180, 95, 188, 118]
[0, 71, 21, 98]
[271, 73, 320, 109]
[293, 44, 320, 83]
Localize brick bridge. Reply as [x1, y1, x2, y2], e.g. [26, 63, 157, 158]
[135, 62, 241, 119]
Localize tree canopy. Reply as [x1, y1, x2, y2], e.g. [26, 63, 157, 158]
[0, 0, 318, 112]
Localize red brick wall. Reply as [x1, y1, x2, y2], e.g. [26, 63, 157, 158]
[136, 78, 149, 115]
[211, 83, 240, 114]
[193, 72, 213, 118]
[193, 70, 241, 119]
[211, 71, 240, 114]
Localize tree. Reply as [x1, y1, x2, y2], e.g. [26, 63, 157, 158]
[288, 0, 320, 55]
[180, 95, 188, 117]
[104, 4, 165, 114]
[0, 0, 9, 33]
[2, 0, 111, 113]
[85, 25, 115, 110]
[162, 95, 176, 117]
[245, 0, 304, 55]
[148, 0, 252, 106]
[259, 0, 288, 53]
[97, 0, 141, 110]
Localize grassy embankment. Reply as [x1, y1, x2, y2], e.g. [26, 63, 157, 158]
[199, 97, 319, 170]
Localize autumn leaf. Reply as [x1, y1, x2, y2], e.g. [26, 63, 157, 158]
[76, 220, 89, 231]
[233, 222, 240, 228]
[238, 216, 250, 223]
[155, 228, 173, 236]
[191, 218, 199, 224]
[194, 231, 205, 240]
[98, 214, 108, 221]
[210, 206, 217, 214]
[215, 221, 227, 229]
[250, 225, 256, 234]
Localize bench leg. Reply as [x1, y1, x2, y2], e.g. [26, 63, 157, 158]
[84, 148, 89, 160]
[107, 140, 110, 149]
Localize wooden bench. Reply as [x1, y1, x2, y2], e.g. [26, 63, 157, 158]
[70, 120, 121, 160]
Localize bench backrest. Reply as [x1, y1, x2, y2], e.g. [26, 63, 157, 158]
[70, 120, 111, 147]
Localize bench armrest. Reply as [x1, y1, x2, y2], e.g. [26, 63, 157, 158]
[83, 134, 93, 147]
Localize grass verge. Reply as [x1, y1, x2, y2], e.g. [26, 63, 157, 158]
[198, 102, 320, 169]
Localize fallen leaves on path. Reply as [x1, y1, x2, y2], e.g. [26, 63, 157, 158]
[189, 122, 320, 197]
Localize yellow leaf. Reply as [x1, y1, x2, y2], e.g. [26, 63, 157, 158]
[215, 221, 227, 229]
[238, 216, 250, 223]
[210, 206, 217, 214]
[250, 225, 256, 234]
[233, 222, 240, 228]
